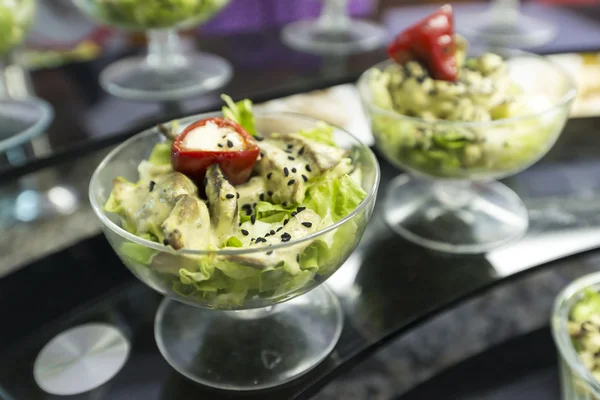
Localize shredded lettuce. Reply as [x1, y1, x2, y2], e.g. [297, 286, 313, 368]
[221, 94, 257, 136]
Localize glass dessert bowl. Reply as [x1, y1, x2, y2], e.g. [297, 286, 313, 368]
[72, 0, 232, 101]
[0, 0, 54, 159]
[552, 272, 600, 400]
[357, 6, 576, 254]
[89, 106, 379, 390]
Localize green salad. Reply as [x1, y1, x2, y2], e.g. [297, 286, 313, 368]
[74, 0, 229, 30]
[104, 95, 367, 308]
[366, 35, 563, 179]
[0, 0, 35, 56]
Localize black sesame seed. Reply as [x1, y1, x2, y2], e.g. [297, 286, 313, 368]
[282, 202, 288, 207]
[217, 143, 224, 148]
[288, 179, 295, 186]
[251, 238, 255, 242]
[259, 193, 265, 201]
[241, 229, 249, 236]
[306, 164, 312, 172]
[291, 168, 297, 173]
[226, 193, 234, 199]
[222, 135, 227, 139]
[256, 135, 264, 141]
[149, 180, 156, 192]
[267, 172, 272, 180]
[284, 167, 289, 177]
[246, 208, 253, 216]
[291, 211, 297, 217]
[270, 230, 276, 235]
[242, 203, 251, 210]
[265, 233, 270, 237]
[267, 191, 273, 197]
[285, 149, 293, 154]
[251, 214, 256, 224]
[283, 219, 289, 226]
[267, 251, 273, 255]
[227, 140, 233, 148]
[163, 239, 169, 245]
[281, 232, 291, 242]
[302, 175, 308, 182]
[256, 237, 265, 243]
[276, 227, 283, 232]
[260, 152, 264, 158]
[298, 147, 305, 156]
[302, 222, 313, 228]
[288, 156, 295, 161]
[287, 143, 293, 149]
[297, 206, 306, 212]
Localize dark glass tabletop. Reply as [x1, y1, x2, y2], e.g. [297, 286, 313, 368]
[1, 114, 599, 399]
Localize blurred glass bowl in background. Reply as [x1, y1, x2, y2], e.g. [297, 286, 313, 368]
[357, 50, 576, 254]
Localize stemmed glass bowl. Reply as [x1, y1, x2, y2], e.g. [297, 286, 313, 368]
[72, 0, 232, 101]
[89, 112, 379, 390]
[0, 0, 54, 159]
[357, 49, 576, 254]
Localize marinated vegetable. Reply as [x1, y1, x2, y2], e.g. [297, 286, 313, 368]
[362, 5, 566, 179]
[104, 95, 368, 308]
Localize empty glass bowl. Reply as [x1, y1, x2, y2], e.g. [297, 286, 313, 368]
[72, 0, 232, 100]
[358, 50, 576, 253]
[89, 112, 380, 390]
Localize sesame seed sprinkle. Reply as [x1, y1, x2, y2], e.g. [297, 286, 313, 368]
[291, 168, 297, 173]
[241, 229, 249, 236]
[163, 239, 169, 245]
[306, 164, 312, 172]
[291, 211, 297, 217]
[270, 230, 276, 235]
[284, 167, 289, 177]
[302, 175, 308, 182]
[298, 147, 305, 156]
[288, 179, 295, 186]
[218, 144, 224, 148]
[297, 207, 306, 212]
[288, 156, 295, 161]
[267, 251, 273, 255]
[227, 140, 233, 148]
[251, 214, 256, 224]
[268, 191, 273, 197]
[226, 193, 234, 199]
[267, 172, 272, 180]
[149, 181, 156, 192]
[259, 193, 265, 201]
[281, 232, 291, 242]
[301, 222, 313, 228]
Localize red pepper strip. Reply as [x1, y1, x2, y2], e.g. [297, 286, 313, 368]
[387, 5, 458, 81]
[171, 117, 260, 185]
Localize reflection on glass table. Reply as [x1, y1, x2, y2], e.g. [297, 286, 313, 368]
[460, 0, 557, 48]
[282, 0, 386, 55]
[71, 0, 232, 101]
[358, 42, 576, 253]
[89, 111, 380, 390]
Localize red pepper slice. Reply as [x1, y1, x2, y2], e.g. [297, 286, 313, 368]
[171, 117, 260, 185]
[387, 5, 458, 81]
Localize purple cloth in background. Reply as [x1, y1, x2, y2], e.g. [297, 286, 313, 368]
[201, 0, 375, 35]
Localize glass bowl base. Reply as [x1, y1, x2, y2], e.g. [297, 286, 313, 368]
[281, 19, 386, 55]
[99, 52, 233, 101]
[154, 284, 343, 391]
[460, 13, 556, 48]
[384, 175, 528, 254]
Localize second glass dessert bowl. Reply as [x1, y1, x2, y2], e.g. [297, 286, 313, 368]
[72, 0, 232, 101]
[89, 111, 379, 390]
[358, 50, 576, 254]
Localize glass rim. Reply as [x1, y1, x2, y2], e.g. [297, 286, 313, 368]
[89, 110, 381, 256]
[551, 271, 600, 394]
[356, 52, 578, 128]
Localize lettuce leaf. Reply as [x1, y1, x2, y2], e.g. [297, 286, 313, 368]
[148, 142, 172, 165]
[221, 94, 257, 136]
[297, 122, 336, 146]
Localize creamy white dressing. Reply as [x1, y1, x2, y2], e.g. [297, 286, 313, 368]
[181, 121, 244, 151]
